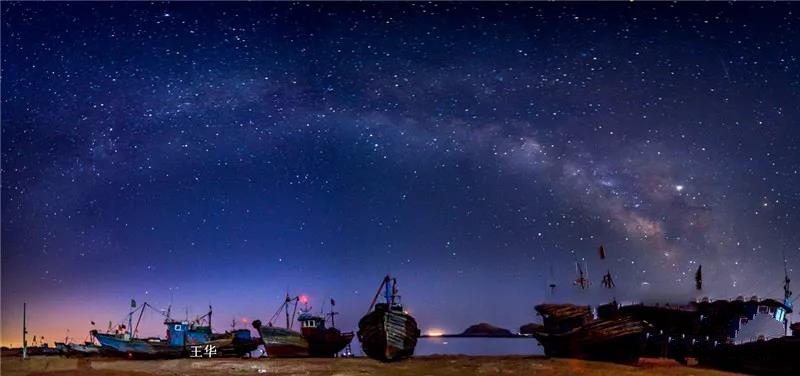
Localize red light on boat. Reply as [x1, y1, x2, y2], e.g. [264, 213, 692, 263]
[299, 295, 309, 304]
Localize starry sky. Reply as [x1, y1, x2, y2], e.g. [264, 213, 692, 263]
[2, 2, 800, 347]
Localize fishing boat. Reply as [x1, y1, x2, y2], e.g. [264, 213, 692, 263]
[253, 294, 353, 357]
[56, 339, 103, 357]
[602, 260, 796, 367]
[357, 275, 420, 362]
[92, 301, 199, 358]
[253, 294, 310, 357]
[66, 342, 102, 356]
[692, 267, 796, 375]
[206, 326, 261, 357]
[92, 331, 184, 359]
[528, 303, 648, 363]
[180, 309, 261, 357]
[297, 298, 354, 357]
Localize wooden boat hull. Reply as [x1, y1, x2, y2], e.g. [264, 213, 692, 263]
[303, 328, 354, 357]
[92, 332, 184, 359]
[530, 318, 647, 364]
[206, 330, 261, 357]
[357, 309, 420, 361]
[256, 326, 309, 357]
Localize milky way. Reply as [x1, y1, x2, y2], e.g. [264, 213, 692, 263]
[2, 2, 799, 345]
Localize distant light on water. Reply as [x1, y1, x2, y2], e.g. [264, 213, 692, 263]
[426, 329, 445, 337]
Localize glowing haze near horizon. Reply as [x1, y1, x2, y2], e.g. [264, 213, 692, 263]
[2, 2, 799, 347]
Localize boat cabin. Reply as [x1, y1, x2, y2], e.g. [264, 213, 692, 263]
[298, 313, 325, 329]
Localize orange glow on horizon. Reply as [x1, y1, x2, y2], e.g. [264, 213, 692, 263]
[426, 328, 445, 337]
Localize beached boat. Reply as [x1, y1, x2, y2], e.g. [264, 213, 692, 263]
[357, 275, 420, 361]
[92, 301, 213, 358]
[698, 335, 800, 375]
[206, 328, 261, 357]
[56, 341, 102, 357]
[297, 302, 354, 357]
[253, 294, 353, 357]
[253, 294, 309, 357]
[252, 322, 309, 357]
[527, 303, 648, 363]
[91, 331, 184, 358]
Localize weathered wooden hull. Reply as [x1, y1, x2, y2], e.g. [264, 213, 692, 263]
[358, 310, 420, 361]
[207, 331, 261, 357]
[303, 328, 354, 357]
[257, 326, 309, 357]
[531, 318, 647, 364]
[92, 332, 184, 359]
[698, 336, 800, 376]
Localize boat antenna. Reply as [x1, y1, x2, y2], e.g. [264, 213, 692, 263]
[328, 298, 338, 329]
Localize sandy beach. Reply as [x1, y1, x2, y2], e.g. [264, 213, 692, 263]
[1, 356, 744, 376]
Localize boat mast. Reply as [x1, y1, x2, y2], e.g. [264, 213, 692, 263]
[284, 294, 291, 330]
[391, 278, 399, 306]
[128, 299, 136, 340]
[22, 302, 27, 359]
[208, 305, 212, 332]
[329, 299, 338, 329]
[134, 303, 147, 338]
[384, 277, 392, 305]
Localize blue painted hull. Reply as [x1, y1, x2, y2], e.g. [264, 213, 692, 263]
[92, 332, 184, 359]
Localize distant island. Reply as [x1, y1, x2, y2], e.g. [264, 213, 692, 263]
[420, 323, 530, 338]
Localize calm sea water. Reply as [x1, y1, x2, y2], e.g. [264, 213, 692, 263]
[413, 337, 544, 356]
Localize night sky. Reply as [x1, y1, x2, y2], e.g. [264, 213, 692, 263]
[2, 2, 800, 347]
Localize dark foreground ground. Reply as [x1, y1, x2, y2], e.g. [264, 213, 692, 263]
[1, 356, 744, 376]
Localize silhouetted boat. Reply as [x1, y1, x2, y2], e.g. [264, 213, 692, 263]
[253, 294, 353, 357]
[357, 275, 420, 361]
[527, 303, 648, 363]
[298, 300, 354, 357]
[699, 335, 800, 375]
